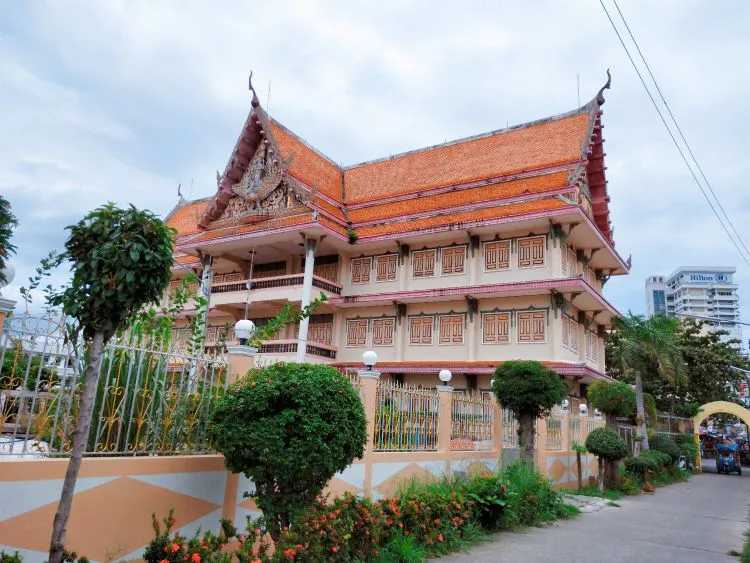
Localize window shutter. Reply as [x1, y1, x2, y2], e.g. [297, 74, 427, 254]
[482, 313, 510, 344]
[518, 311, 545, 342]
[438, 315, 464, 344]
[518, 236, 545, 268]
[413, 250, 436, 277]
[372, 318, 395, 346]
[346, 319, 368, 346]
[410, 316, 433, 344]
[442, 247, 465, 274]
[484, 241, 510, 271]
[376, 254, 398, 281]
[351, 257, 371, 283]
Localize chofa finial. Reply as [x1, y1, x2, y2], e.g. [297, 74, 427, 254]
[596, 68, 612, 105]
[249, 71, 260, 108]
[177, 183, 184, 202]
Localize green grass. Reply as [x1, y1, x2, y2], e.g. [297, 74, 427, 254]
[741, 529, 750, 563]
[574, 485, 624, 501]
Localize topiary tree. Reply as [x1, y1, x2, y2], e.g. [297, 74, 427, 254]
[588, 380, 636, 428]
[208, 362, 367, 540]
[585, 427, 629, 490]
[492, 360, 568, 464]
[0, 195, 17, 284]
[45, 204, 175, 563]
[649, 434, 680, 465]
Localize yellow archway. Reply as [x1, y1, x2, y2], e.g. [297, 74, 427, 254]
[692, 400, 750, 471]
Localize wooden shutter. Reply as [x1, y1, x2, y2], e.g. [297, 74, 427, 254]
[439, 315, 464, 344]
[410, 316, 433, 344]
[372, 318, 395, 346]
[346, 319, 368, 346]
[569, 318, 579, 352]
[351, 257, 371, 284]
[518, 236, 545, 268]
[518, 311, 545, 342]
[562, 315, 570, 347]
[412, 250, 436, 278]
[484, 241, 510, 271]
[482, 312, 510, 344]
[376, 254, 398, 281]
[441, 247, 466, 274]
[308, 317, 333, 345]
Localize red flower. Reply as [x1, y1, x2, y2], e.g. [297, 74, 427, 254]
[437, 534, 444, 543]
[331, 546, 339, 553]
[159, 559, 169, 563]
[171, 543, 180, 553]
[191, 553, 201, 563]
[283, 547, 297, 560]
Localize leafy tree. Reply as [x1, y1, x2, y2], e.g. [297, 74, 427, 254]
[208, 362, 366, 540]
[606, 314, 684, 451]
[44, 204, 176, 563]
[588, 380, 635, 428]
[585, 427, 628, 490]
[0, 195, 17, 285]
[492, 360, 567, 464]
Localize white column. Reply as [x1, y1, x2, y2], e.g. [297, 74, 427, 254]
[296, 238, 317, 362]
[198, 254, 214, 342]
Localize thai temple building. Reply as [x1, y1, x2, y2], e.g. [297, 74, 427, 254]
[165, 75, 628, 402]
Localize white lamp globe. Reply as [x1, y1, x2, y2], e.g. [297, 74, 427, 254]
[362, 350, 378, 369]
[234, 319, 256, 343]
[438, 369, 452, 384]
[579, 403, 588, 416]
[561, 399, 570, 410]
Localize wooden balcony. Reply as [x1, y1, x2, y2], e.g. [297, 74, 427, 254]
[210, 274, 342, 306]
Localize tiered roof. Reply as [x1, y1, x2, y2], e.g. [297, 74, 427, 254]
[167, 74, 616, 249]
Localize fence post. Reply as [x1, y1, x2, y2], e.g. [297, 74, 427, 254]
[358, 368, 380, 498]
[437, 385, 453, 453]
[221, 345, 257, 522]
[561, 412, 571, 451]
[492, 400, 503, 454]
[536, 416, 547, 471]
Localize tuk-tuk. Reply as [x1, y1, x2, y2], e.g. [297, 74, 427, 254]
[715, 441, 742, 475]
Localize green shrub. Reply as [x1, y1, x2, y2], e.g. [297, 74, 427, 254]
[588, 381, 636, 420]
[641, 449, 672, 468]
[0, 552, 22, 563]
[208, 362, 367, 539]
[143, 510, 235, 563]
[649, 435, 680, 464]
[374, 533, 427, 563]
[463, 474, 508, 530]
[585, 428, 629, 461]
[500, 461, 572, 528]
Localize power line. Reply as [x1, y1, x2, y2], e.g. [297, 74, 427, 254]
[610, 0, 750, 261]
[597, 0, 750, 266]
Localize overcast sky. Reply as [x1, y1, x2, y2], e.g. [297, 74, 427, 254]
[2, 1, 749, 334]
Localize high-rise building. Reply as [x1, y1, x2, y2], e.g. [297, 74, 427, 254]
[645, 275, 667, 317]
[646, 267, 741, 344]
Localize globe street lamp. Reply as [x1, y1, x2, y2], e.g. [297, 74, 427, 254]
[234, 319, 256, 346]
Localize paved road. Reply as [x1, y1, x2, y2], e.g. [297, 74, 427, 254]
[439, 462, 749, 563]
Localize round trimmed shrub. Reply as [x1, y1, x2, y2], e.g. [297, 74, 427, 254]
[587, 381, 635, 421]
[208, 362, 367, 539]
[641, 449, 671, 468]
[585, 427, 629, 461]
[649, 435, 680, 464]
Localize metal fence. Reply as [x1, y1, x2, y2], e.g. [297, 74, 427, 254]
[545, 415, 563, 450]
[502, 407, 518, 448]
[0, 314, 227, 458]
[373, 380, 438, 451]
[450, 391, 494, 451]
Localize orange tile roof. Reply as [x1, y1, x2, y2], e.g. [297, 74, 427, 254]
[174, 254, 199, 266]
[185, 212, 315, 244]
[270, 120, 343, 201]
[312, 196, 347, 222]
[356, 198, 569, 238]
[317, 215, 349, 237]
[166, 200, 209, 235]
[343, 112, 589, 204]
[348, 170, 569, 224]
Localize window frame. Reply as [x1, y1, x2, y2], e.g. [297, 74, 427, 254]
[438, 314, 465, 345]
[481, 311, 512, 345]
[440, 245, 467, 276]
[517, 235, 546, 269]
[411, 249, 437, 279]
[483, 239, 511, 272]
[375, 253, 399, 282]
[408, 315, 435, 345]
[345, 318, 369, 347]
[371, 317, 396, 347]
[517, 309, 547, 344]
[350, 256, 372, 285]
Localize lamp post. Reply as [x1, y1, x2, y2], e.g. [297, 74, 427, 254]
[233, 319, 256, 346]
[226, 319, 258, 385]
[359, 350, 380, 379]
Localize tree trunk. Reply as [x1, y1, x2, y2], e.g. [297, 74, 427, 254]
[597, 458, 604, 491]
[605, 413, 617, 429]
[604, 459, 620, 490]
[518, 412, 536, 466]
[576, 450, 583, 490]
[634, 371, 649, 451]
[49, 332, 105, 563]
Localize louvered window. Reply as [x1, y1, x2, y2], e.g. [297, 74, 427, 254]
[518, 236, 545, 268]
[441, 246, 466, 274]
[375, 254, 398, 281]
[308, 316, 333, 345]
[346, 319, 369, 346]
[412, 249, 436, 278]
[518, 311, 546, 342]
[409, 316, 434, 344]
[482, 312, 510, 344]
[439, 315, 464, 344]
[484, 240, 511, 271]
[351, 257, 371, 284]
[372, 318, 396, 346]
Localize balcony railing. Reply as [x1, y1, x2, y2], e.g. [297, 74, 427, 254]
[259, 339, 337, 359]
[211, 274, 342, 295]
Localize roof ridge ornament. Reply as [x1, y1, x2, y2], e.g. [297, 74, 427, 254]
[248, 71, 260, 108]
[596, 68, 612, 105]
